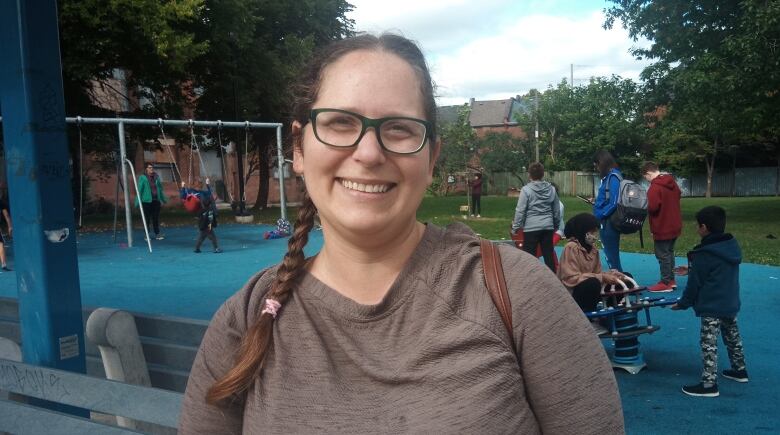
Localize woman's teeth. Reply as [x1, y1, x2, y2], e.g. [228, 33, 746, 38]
[341, 179, 390, 193]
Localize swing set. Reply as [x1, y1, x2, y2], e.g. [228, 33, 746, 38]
[65, 116, 286, 252]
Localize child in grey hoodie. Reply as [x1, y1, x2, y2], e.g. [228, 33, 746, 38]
[511, 162, 561, 272]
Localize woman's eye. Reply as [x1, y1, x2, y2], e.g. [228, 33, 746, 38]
[324, 116, 359, 130]
[383, 121, 415, 137]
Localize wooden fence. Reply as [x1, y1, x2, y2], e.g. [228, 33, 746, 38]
[486, 167, 780, 197]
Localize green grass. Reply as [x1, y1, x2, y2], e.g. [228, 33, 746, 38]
[418, 195, 780, 266]
[82, 196, 780, 266]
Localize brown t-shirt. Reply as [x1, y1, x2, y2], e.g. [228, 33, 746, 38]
[179, 223, 624, 434]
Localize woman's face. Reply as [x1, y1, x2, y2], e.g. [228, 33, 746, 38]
[292, 50, 439, 239]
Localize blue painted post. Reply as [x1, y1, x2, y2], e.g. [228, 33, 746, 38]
[0, 0, 87, 382]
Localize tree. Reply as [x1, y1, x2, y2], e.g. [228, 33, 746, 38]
[478, 132, 530, 186]
[60, 0, 208, 116]
[191, 0, 354, 209]
[605, 0, 780, 196]
[435, 106, 477, 196]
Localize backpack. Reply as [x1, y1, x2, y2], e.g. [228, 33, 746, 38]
[606, 172, 647, 234]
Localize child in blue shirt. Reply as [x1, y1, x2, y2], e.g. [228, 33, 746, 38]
[672, 205, 747, 397]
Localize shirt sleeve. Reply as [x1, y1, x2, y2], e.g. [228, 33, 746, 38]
[502, 248, 625, 434]
[158, 179, 168, 203]
[511, 190, 528, 233]
[678, 253, 708, 309]
[178, 295, 248, 434]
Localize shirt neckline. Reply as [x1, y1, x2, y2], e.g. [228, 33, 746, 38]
[296, 223, 440, 321]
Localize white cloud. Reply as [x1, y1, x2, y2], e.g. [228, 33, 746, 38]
[347, 1, 652, 105]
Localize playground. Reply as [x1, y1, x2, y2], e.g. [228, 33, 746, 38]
[1, 221, 778, 433]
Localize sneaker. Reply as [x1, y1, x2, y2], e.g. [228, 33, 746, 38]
[155, 234, 165, 240]
[648, 281, 674, 292]
[214, 248, 223, 253]
[682, 383, 719, 397]
[194, 248, 201, 253]
[722, 369, 749, 383]
[476, 214, 481, 218]
[0, 266, 9, 272]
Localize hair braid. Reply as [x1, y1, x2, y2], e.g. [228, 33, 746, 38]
[206, 193, 317, 405]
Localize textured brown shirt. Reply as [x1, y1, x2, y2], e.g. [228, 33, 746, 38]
[179, 223, 624, 434]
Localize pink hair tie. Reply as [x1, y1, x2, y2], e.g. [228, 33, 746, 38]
[262, 298, 282, 319]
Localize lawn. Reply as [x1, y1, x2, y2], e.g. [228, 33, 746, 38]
[416, 195, 780, 266]
[82, 195, 780, 266]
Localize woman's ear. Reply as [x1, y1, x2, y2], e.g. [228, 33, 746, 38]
[292, 121, 304, 175]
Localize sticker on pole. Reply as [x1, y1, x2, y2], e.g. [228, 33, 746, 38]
[44, 228, 69, 243]
[59, 334, 79, 360]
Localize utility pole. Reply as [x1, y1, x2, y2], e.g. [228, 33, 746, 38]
[534, 92, 539, 163]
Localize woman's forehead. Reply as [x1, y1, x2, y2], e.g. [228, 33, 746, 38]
[315, 50, 425, 117]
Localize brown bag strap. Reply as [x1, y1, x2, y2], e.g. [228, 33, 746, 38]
[480, 239, 517, 354]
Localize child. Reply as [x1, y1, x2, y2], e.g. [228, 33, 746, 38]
[557, 213, 627, 334]
[179, 178, 222, 254]
[672, 205, 747, 397]
[193, 195, 222, 254]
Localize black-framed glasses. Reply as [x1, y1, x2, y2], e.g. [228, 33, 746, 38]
[309, 108, 432, 155]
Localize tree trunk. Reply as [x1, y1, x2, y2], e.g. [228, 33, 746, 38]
[549, 127, 556, 162]
[704, 137, 719, 198]
[731, 149, 737, 197]
[252, 137, 270, 210]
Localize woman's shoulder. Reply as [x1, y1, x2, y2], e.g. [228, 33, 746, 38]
[211, 266, 279, 332]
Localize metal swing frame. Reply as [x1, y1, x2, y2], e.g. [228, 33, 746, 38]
[2, 116, 287, 249]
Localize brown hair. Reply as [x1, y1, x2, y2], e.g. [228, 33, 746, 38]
[592, 150, 617, 177]
[528, 162, 544, 181]
[206, 33, 438, 405]
[640, 161, 659, 175]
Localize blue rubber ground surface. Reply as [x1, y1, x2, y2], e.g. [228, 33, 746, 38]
[1, 223, 778, 433]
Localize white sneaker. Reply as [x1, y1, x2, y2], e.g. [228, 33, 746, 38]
[476, 214, 481, 218]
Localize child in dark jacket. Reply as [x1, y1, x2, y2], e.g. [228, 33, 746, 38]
[180, 179, 222, 253]
[672, 206, 747, 397]
[193, 195, 222, 254]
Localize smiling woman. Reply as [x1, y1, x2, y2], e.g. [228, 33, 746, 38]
[179, 33, 625, 434]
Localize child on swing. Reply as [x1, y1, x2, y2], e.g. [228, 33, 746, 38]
[181, 178, 222, 253]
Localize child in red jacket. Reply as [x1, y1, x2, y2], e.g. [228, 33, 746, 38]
[641, 161, 682, 292]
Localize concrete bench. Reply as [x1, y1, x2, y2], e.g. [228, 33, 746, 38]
[0, 356, 182, 434]
[0, 297, 207, 393]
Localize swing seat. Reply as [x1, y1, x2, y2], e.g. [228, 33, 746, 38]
[183, 194, 203, 214]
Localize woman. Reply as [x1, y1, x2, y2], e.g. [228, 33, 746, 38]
[179, 34, 623, 434]
[136, 162, 167, 240]
[592, 150, 623, 271]
[558, 213, 627, 313]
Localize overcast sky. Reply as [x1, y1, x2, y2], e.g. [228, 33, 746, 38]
[347, 0, 653, 106]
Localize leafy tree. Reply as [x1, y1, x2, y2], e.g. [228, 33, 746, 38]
[191, 0, 354, 209]
[514, 84, 576, 167]
[478, 132, 530, 186]
[605, 0, 780, 196]
[435, 106, 477, 196]
[60, 0, 208, 116]
[514, 77, 644, 174]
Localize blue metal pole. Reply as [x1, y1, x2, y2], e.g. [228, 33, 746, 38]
[0, 0, 87, 382]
